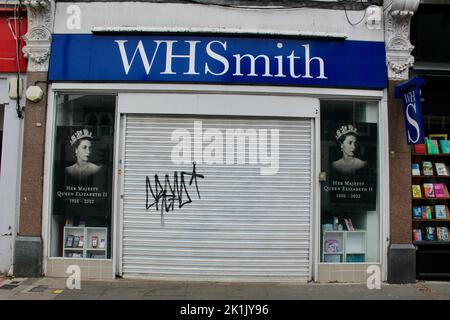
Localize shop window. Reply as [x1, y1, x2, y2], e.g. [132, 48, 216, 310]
[50, 94, 116, 259]
[320, 100, 380, 263]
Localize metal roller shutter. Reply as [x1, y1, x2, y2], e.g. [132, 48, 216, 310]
[121, 115, 313, 282]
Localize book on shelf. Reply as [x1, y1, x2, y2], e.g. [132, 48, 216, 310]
[413, 207, 423, 219]
[91, 236, 98, 248]
[425, 227, 436, 241]
[434, 183, 447, 198]
[65, 235, 74, 248]
[422, 206, 433, 219]
[413, 229, 422, 241]
[423, 183, 435, 198]
[344, 218, 355, 231]
[412, 185, 422, 198]
[325, 239, 341, 253]
[324, 255, 341, 263]
[435, 163, 449, 176]
[413, 144, 426, 154]
[422, 162, 434, 176]
[437, 227, 449, 241]
[435, 205, 448, 219]
[65, 218, 74, 226]
[439, 140, 450, 154]
[412, 163, 421, 176]
[99, 239, 106, 249]
[78, 236, 84, 248]
[426, 139, 440, 154]
[73, 236, 80, 248]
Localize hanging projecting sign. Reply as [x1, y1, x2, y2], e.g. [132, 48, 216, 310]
[394, 76, 426, 145]
[49, 34, 387, 89]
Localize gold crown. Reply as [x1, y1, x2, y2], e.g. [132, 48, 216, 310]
[70, 129, 93, 146]
[335, 125, 358, 141]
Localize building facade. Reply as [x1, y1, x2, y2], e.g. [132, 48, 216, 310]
[13, 0, 431, 284]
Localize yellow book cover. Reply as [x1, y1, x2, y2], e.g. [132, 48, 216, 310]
[412, 185, 422, 198]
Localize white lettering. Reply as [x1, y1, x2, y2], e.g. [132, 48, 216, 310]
[303, 44, 327, 79]
[160, 40, 200, 75]
[287, 51, 302, 79]
[115, 40, 161, 75]
[66, 5, 81, 30]
[233, 54, 273, 77]
[406, 102, 421, 144]
[205, 41, 229, 76]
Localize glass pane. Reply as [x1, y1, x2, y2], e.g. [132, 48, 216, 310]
[50, 94, 116, 259]
[320, 100, 380, 263]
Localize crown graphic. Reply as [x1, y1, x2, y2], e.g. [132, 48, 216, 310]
[335, 125, 358, 141]
[70, 129, 93, 146]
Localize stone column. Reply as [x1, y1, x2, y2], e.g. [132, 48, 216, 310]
[384, 0, 420, 284]
[14, 0, 53, 277]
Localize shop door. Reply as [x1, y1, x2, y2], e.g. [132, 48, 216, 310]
[120, 114, 314, 282]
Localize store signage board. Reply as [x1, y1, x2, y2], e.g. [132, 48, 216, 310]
[49, 34, 387, 89]
[394, 76, 425, 145]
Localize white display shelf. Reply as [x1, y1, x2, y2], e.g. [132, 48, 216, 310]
[63, 226, 108, 259]
[322, 230, 367, 263]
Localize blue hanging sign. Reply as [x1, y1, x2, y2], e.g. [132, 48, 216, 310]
[394, 76, 426, 145]
[49, 34, 387, 89]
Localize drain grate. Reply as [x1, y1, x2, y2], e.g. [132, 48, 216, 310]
[29, 286, 48, 293]
[0, 284, 18, 290]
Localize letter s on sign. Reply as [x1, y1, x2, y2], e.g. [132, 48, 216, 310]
[406, 102, 421, 144]
[66, 5, 81, 30]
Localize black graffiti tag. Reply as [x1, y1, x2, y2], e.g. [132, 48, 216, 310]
[145, 162, 204, 213]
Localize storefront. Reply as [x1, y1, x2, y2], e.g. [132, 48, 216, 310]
[43, 2, 389, 282]
[408, 2, 450, 280]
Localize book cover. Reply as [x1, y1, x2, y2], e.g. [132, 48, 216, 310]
[442, 227, 449, 241]
[325, 239, 341, 253]
[423, 183, 435, 198]
[73, 236, 80, 248]
[413, 229, 422, 241]
[426, 139, 440, 154]
[425, 227, 436, 241]
[65, 235, 74, 248]
[412, 207, 423, 219]
[434, 183, 446, 198]
[439, 140, 450, 154]
[435, 163, 449, 176]
[99, 239, 106, 249]
[344, 218, 354, 231]
[412, 185, 422, 198]
[411, 163, 421, 176]
[422, 162, 434, 176]
[414, 144, 426, 154]
[422, 206, 433, 219]
[435, 205, 447, 219]
[78, 236, 84, 248]
[91, 236, 98, 248]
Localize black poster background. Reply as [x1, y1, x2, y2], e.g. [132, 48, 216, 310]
[321, 121, 377, 212]
[53, 126, 113, 218]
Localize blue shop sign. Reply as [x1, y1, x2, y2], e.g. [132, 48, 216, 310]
[394, 76, 426, 145]
[49, 34, 387, 89]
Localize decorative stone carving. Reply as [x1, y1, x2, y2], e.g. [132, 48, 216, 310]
[384, 0, 420, 80]
[22, 0, 53, 72]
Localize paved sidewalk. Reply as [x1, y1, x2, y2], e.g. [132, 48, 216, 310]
[0, 276, 449, 300]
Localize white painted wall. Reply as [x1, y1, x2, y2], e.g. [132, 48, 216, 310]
[54, 2, 384, 41]
[0, 76, 25, 274]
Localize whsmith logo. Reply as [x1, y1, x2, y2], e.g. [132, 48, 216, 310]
[114, 40, 328, 80]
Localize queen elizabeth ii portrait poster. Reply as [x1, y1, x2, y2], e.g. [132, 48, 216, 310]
[321, 121, 377, 211]
[53, 126, 113, 218]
